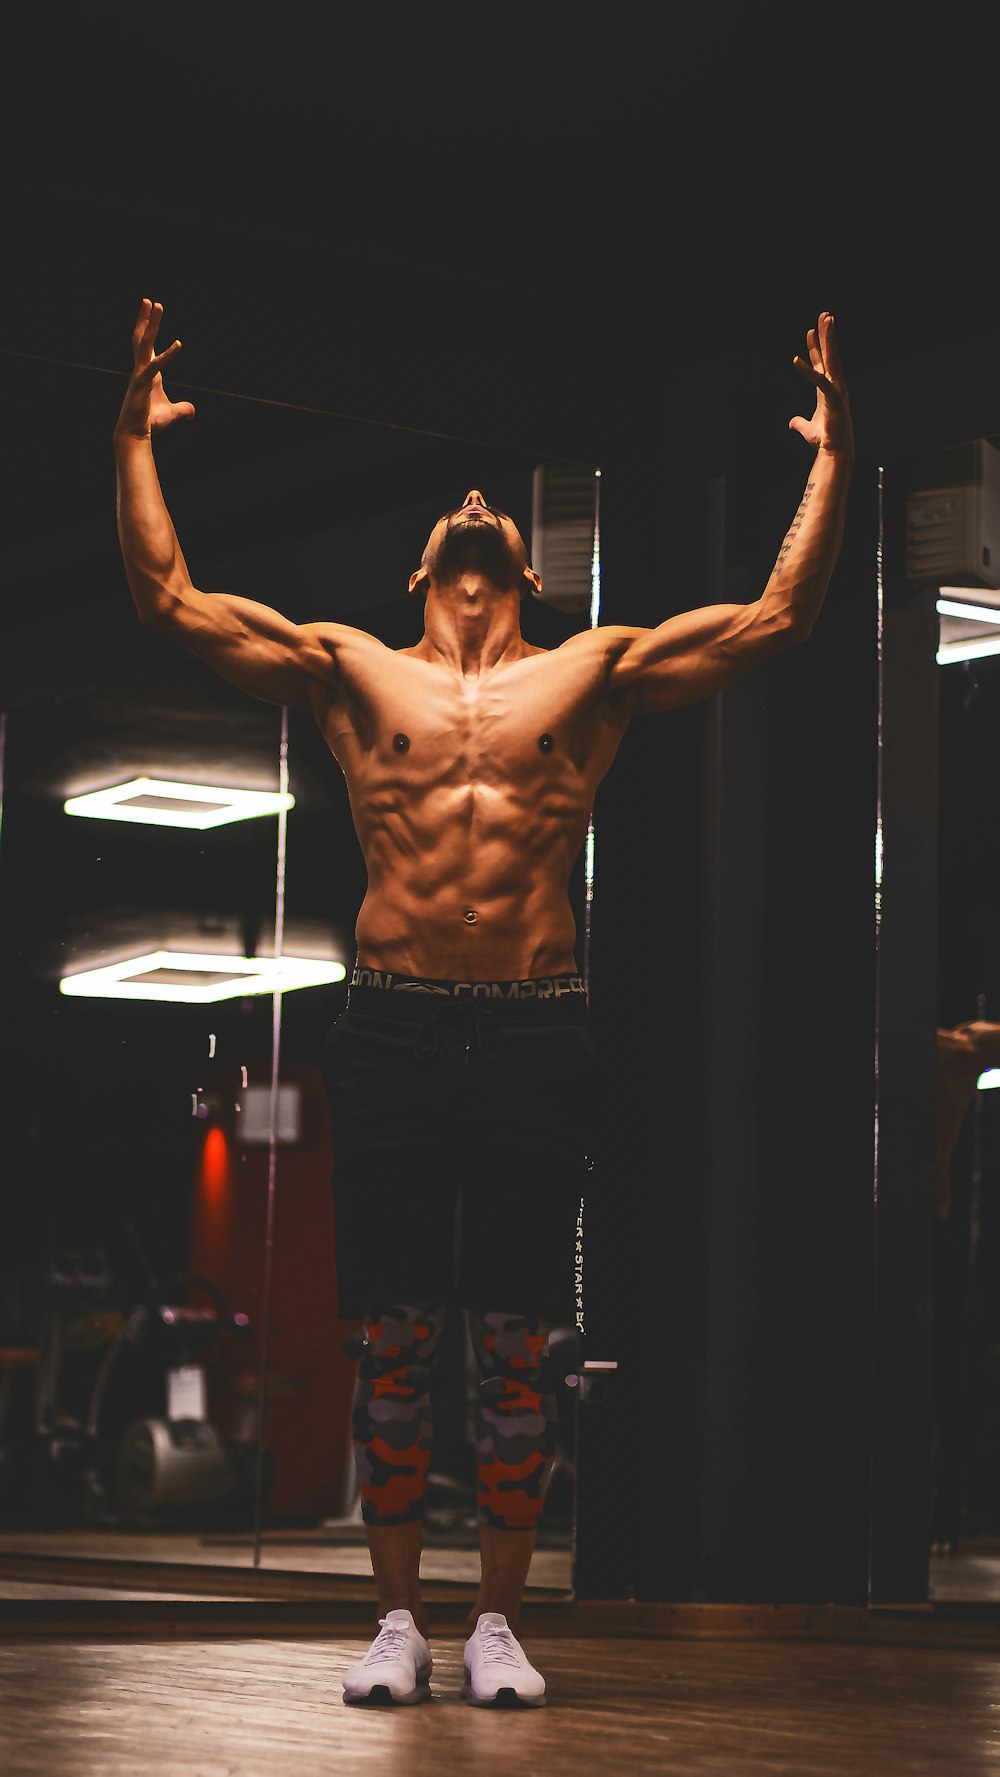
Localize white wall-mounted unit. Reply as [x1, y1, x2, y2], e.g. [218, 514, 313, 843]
[531, 464, 597, 615]
[906, 439, 1000, 591]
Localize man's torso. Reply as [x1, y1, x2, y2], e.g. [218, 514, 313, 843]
[310, 628, 630, 978]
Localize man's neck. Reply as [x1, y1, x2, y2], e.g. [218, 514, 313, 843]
[419, 578, 525, 678]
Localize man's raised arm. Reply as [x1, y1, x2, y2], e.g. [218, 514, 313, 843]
[600, 311, 855, 716]
[113, 298, 348, 714]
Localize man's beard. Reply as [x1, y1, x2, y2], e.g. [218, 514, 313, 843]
[434, 516, 518, 588]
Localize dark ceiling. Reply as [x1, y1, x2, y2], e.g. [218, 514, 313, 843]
[4, 1, 998, 607]
[1, 0, 997, 1003]
[5, 1, 999, 478]
[3, 2, 998, 660]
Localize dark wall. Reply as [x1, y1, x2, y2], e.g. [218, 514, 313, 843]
[574, 436, 880, 1603]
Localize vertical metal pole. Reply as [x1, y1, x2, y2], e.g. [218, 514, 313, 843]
[575, 469, 602, 1355]
[582, 469, 602, 1005]
[868, 464, 886, 1601]
[873, 464, 886, 1206]
[0, 710, 7, 851]
[252, 703, 289, 1568]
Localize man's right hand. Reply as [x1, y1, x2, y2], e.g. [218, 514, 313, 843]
[114, 298, 196, 442]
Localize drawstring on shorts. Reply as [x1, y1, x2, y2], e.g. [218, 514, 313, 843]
[413, 997, 498, 1065]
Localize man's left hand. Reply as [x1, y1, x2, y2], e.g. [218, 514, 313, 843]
[789, 311, 854, 458]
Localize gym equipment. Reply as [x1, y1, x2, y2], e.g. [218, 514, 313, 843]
[8, 1231, 257, 1528]
[111, 1272, 254, 1523]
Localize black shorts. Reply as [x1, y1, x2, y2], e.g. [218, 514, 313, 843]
[320, 971, 600, 1323]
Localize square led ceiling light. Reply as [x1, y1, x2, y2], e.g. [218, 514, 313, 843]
[64, 778, 295, 828]
[937, 592, 1000, 665]
[60, 951, 346, 1003]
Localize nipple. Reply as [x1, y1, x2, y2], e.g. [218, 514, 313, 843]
[393, 733, 410, 753]
[538, 733, 554, 753]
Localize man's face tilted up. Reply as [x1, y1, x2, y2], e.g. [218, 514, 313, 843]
[409, 489, 541, 600]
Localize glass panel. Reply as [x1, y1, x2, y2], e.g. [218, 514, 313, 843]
[931, 443, 1000, 1597]
[0, 646, 288, 1584]
[875, 433, 1000, 1604]
[0, 343, 599, 1603]
[248, 457, 601, 1595]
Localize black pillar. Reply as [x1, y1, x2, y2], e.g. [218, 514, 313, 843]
[574, 450, 881, 1603]
[868, 466, 937, 1602]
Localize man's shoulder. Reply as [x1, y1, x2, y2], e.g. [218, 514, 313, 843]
[553, 625, 647, 663]
[298, 619, 396, 670]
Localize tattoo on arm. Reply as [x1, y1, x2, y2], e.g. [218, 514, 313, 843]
[772, 481, 815, 577]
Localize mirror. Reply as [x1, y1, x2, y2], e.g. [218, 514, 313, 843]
[881, 435, 1000, 1606]
[931, 444, 1000, 1599]
[0, 339, 600, 1609]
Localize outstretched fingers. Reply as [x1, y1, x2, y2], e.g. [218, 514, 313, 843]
[131, 298, 183, 375]
[793, 357, 835, 394]
[787, 310, 853, 455]
[793, 313, 842, 393]
[819, 310, 844, 381]
[131, 297, 159, 364]
[130, 298, 150, 353]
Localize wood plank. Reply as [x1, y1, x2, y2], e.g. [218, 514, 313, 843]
[0, 1551, 572, 1603]
[0, 1529, 573, 1612]
[1, 1634, 998, 1777]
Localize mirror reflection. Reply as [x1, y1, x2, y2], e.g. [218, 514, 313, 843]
[0, 325, 598, 1614]
[903, 437, 1000, 1600]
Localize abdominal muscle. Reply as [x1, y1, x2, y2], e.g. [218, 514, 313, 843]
[354, 878, 581, 980]
[351, 783, 588, 980]
[318, 634, 621, 982]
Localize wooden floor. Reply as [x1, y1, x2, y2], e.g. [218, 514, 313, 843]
[1, 1628, 998, 1776]
[2, 1530, 999, 1773]
[0, 1523, 573, 1589]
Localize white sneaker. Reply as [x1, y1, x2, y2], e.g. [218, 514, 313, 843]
[341, 1609, 433, 1705]
[462, 1612, 547, 1707]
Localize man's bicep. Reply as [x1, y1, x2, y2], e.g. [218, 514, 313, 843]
[155, 588, 345, 712]
[606, 601, 792, 714]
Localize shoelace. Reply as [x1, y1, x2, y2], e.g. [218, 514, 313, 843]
[364, 1620, 412, 1665]
[477, 1626, 522, 1668]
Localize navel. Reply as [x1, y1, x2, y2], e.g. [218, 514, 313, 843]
[538, 732, 554, 754]
[392, 732, 410, 753]
[464, 910, 478, 925]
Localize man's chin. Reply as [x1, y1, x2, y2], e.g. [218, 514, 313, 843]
[436, 525, 515, 583]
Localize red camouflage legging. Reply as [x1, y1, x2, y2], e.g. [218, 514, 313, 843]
[351, 1301, 558, 1530]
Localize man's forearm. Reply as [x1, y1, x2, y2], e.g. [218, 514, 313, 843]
[760, 447, 854, 638]
[114, 432, 194, 625]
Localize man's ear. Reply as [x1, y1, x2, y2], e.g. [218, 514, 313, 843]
[521, 566, 542, 600]
[408, 566, 430, 597]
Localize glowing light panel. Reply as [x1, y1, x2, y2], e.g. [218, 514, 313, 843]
[937, 597, 1000, 623]
[64, 777, 295, 828]
[938, 635, 1000, 664]
[936, 595, 1000, 665]
[979, 1069, 1000, 1091]
[60, 950, 346, 1003]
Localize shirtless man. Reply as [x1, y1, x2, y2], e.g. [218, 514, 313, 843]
[114, 299, 853, 1707]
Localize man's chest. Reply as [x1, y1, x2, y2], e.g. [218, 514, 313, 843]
[319, 650, 619, 785]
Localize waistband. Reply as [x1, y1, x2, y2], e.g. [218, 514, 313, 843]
[347, 964, 588, 1013]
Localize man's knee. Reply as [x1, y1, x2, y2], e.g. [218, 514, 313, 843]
[467, 1309, 551, 1383]
[360, 1300, 447, 1373]
[352, 1301, 446, 1525]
